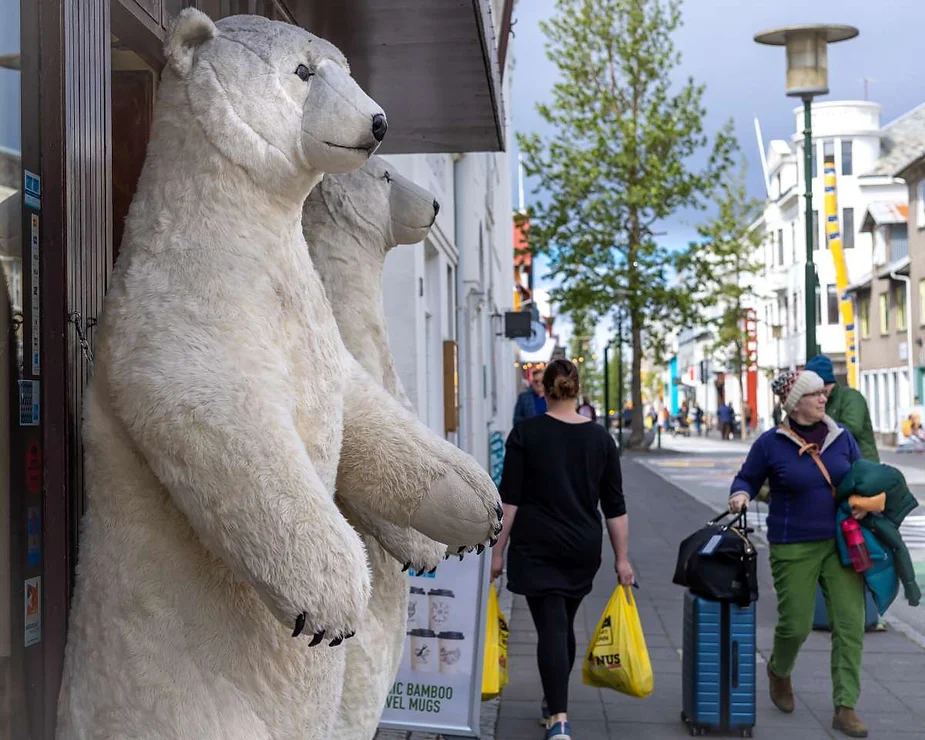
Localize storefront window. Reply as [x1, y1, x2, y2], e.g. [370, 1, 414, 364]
[0, 0, 22, 733]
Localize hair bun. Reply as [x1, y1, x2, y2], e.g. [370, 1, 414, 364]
[543, 359, 581, 400]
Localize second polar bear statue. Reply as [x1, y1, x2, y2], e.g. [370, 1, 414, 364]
[56, 11, 501, 740]
[305, 156, 462, 738]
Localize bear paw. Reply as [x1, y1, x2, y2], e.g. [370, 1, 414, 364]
[291, 614, 355, 646]
[410, 468, 502, 550]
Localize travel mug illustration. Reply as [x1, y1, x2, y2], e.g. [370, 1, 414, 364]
[438, 631, 465, 675]
[409, 629, 437, 673]
[408, 587, 427, 630]
[428, 589, 456, 632]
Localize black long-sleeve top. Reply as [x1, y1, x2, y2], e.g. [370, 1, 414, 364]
[498, 415, 625, 597]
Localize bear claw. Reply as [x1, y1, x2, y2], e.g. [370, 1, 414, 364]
[476, 544, 485, 554]
[489, 537, 498, 547]
[402, 563, 411, 572]
[293, 612, 307, 637]
[309, 630, 326, 647]
[329, 636, 344, 647]
[428, 567, 437, 575]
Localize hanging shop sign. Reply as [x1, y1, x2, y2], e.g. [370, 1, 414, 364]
[379, 554, 491, 737]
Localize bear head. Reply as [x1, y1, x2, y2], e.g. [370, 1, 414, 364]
[162, 9, 388, 192]
[305, 155, 439, 252]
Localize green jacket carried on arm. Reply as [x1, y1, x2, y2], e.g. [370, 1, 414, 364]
[826, 385, 880, 463]
[836, 459, 921, 607]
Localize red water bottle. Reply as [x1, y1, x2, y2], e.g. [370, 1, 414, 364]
[841, 518, 872, 573]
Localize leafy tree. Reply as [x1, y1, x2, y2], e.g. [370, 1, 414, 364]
[517, 0, 736, 445]
[566, 312, 603, 410]
[676, 161, 765, 438]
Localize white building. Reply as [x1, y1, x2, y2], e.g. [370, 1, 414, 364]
[376, 5, 519, 471]
[750, 100, 909, 423]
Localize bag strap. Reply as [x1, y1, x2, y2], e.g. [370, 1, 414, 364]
[776, 424, 835, 496]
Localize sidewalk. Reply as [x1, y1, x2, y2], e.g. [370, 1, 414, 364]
[495, 457, 925, 739]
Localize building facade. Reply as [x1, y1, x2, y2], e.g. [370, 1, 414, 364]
[750, 101, 914, 425]
[0, 0, 515, 736]
[850, 129, 925, 443]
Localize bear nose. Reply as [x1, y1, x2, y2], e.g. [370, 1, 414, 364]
[433, 200, 440, 216]
[371, 114, 388, 142]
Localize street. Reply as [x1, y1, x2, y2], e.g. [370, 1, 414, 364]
[493, 453, 925, 739]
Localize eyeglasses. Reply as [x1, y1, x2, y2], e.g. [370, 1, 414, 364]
[801, 390, 828, 400]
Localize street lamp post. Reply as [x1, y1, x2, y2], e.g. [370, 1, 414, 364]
[754, 24, 859, 364]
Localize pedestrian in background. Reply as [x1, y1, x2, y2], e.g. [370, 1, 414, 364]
[805, 355, 879, 463]
[492, 359, 633, 740]
[513, 367, 548, 426]
[693, 403, 704, 436]
[728, 369, 868, 738]
[717, 402, 734, 440]
[577, 395, 597, 421]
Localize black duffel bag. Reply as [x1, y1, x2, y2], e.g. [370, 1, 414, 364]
[673, 509, 758, 607]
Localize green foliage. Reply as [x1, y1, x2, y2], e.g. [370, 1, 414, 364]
[517, 0, 736, 443]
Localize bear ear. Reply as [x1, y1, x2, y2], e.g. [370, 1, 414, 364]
[165, 8, 219, 78]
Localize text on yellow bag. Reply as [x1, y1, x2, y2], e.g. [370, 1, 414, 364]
[582, 585, 654, 697]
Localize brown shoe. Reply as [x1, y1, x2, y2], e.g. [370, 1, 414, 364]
[767, 663, 794, 713]
[832, 707, 868, 738]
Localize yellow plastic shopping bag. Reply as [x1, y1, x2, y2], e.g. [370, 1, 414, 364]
[582, 585, 654, 697]
[481, 584, 510, 700]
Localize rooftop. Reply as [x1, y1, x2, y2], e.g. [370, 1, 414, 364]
[862, 102, 925, 178]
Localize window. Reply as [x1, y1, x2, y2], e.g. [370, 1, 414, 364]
[896, 283, 907, 332]
[777, 229, 784, 265]
[793, 291, 800, 331]
[824, 139, 835, 168]
[791, 222, 797, 262]
[827, 285, 839, 325]
[815, 285, 823, 326]
[860, 296, 870, 338]
[842, 140, 853, 176]
[842, 207, 854, 249]
[812, 210, 820, 250]
[920, 279, 925, 326]
[879, 293, 890, 334]
[811, 142, 817, 179]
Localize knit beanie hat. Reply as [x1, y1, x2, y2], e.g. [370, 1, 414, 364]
[804, 355, 836, 385]
[772, 370, 824, 415]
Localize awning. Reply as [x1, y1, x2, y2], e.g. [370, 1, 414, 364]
[859, 202, 908, 233]
[290, 0, 507, 154]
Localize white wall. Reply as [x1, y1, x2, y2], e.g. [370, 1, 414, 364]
[378, 50, 517, 469]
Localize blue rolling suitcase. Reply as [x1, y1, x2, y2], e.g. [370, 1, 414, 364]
[681, 590, 756, 737]
[812, 583, 879, 631]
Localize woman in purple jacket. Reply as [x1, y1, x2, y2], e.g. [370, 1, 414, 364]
[728, 369, 868, 739]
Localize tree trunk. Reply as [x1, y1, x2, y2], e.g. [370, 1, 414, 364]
[738, 365, 747, 441]
[629, 308, 645, 447]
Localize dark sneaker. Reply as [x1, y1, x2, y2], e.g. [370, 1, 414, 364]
[832, 707, 868, 738]
[767, 663, 794, 713]
[545, 721, 571, 740]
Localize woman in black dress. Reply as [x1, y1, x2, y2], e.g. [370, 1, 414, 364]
[491, 359, 633, 740]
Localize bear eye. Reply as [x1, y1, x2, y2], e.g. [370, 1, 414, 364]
[295, 64, 314, 81]
[383, 171, 392, 183]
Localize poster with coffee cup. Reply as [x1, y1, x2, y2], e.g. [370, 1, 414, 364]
[379, 552, 490, 736]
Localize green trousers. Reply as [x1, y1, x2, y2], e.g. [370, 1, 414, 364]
[769, 539, 865, 709]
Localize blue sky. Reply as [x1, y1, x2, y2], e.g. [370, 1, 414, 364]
[509, 0, 925, 316]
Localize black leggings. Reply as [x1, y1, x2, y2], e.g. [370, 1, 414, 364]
[526, 594, 584, 716]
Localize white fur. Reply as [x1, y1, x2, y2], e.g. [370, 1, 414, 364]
[56, 12, 500, 739]
[305, 158, 452, 739]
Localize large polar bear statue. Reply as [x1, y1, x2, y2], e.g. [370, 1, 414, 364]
[305, 157, 464, 739]
[56, 11, 501, 740]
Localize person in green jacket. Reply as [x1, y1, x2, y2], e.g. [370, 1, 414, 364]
[805, 355, 880, 463]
